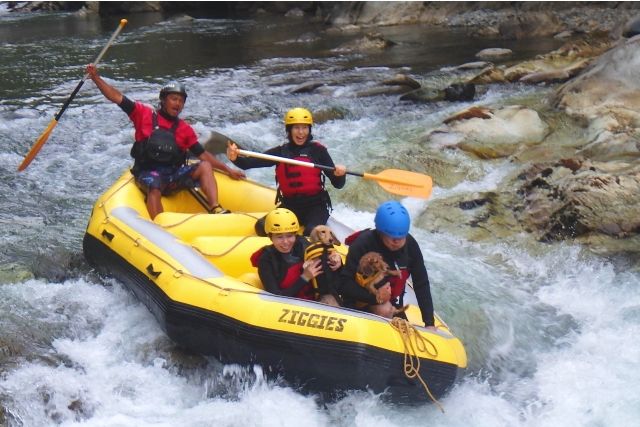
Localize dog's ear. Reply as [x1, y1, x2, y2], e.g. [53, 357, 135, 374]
[330, 230, 341, 246]
[308, 227, 320, 243]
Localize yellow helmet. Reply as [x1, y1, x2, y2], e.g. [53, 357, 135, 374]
[264, 208, 300, 234]
[284, 108, 313, 126]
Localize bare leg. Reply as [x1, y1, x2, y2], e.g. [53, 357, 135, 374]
[319, 294, 340, 307]
[369, 302, 395, 318]
[191, 161, 218, 210]
[147, 188, 163, 219]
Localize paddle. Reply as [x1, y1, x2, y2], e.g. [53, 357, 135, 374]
[18, 18, 128, 172]
[234, 147, 433, 199]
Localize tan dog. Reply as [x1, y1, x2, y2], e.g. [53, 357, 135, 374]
[304, 225, 342, 305]
[356, 252, 407, 315]
[308, 225, 340, 247]
[356, 252, 399, 294]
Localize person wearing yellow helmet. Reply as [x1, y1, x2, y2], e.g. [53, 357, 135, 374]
[250, 208, 342, 301]
[227, 108, 347, 235]
[85, 64, 245, 219]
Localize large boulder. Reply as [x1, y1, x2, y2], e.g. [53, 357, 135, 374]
[426, 105, 549, 159]
[515, 160, 640, 242]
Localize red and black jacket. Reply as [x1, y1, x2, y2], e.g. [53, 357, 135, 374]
[251, 236, 315, 300]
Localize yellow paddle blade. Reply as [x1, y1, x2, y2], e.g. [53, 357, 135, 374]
[363, 169, 433, 199]
[18, 118, 58, 171]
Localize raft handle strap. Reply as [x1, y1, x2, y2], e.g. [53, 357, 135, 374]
[146, 263, 161, 278]
[390, 317, 445, 413]
[101, 229, 115, 242]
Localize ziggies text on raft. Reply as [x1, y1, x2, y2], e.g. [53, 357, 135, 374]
[278, 309, 347, 332]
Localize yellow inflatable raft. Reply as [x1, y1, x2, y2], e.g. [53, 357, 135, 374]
[83, 169, 467, 404]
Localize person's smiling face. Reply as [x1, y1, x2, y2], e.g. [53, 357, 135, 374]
[290, 124, 310, 145]
[271, 232, 297, 253]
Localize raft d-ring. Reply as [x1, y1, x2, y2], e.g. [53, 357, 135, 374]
[173, 270, 184, 278]
[133, 238, 141, 247]
[218, 288, 230, 297]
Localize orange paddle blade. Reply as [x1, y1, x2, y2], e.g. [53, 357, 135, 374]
[363, 169, 433, 199]
[18, 119, 58, 171]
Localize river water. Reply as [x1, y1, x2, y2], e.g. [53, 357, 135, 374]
[1, 10, 639, 427]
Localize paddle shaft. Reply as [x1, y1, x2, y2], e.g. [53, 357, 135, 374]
[236, 148, 421, 187]
[18, 18, 128, 171]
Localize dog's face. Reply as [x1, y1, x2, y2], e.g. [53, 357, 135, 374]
[309, 225, 340, 246]
[357, 252, 390, 278]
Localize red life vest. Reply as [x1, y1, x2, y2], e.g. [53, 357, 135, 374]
[344, 229, 367, 246]
[388, 269, 411, 301]
[251, 246, 314, 300]
[275, 143, 324, 197]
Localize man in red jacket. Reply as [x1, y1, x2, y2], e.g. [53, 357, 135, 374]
[86, 63, 244, 219]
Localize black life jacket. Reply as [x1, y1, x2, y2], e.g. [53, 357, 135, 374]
[131, 112, 185, 168]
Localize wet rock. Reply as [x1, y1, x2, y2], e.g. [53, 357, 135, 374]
[554, 30, 574, 39]
[622, 15, 640, 38]
[518, 68, 574, 84]
[451, 61, 493, 70]
[399, 87, 445, 103]
[428, 105, 549, 159]
[467, 64, 507, 84]
[497, 12, 564, 39]
[515, 161, 640, 241]
[312, 107, 349, 124]
[285, 7, 305, 18]
[554, 37, 640, 112]
[553, 35, 640, 162]
[333, 32, 396, 52]
[30, 248, 87, 282]
[559, 158, 583, 172]
[415, 191, 521, 242]
[577, 128, 640, 162]
[443, 83, 475, 101]
[443, 106, 492, 125]
[0, 263, 34, 283]
[475, 48, 513, 61]
[325, 24, 362, 35]
[404, 150, 484, 189]
[288, 82, 326, 94]
[8, 1, 84, 12]
[382, 74, 421, 90]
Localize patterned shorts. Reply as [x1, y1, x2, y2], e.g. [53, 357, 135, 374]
[135, 164, 199, 195]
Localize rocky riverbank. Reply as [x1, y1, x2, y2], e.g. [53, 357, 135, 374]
[6, 1, 640, 261]
[6, 2, 639, 39]
[414, 32, 640, 260]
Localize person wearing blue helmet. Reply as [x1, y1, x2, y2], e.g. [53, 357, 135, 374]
[337, 200, 435, 327]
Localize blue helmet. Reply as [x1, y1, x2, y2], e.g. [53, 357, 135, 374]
[374, 201, 410, 238]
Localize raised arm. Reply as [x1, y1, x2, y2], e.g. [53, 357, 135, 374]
[86, 63, 123, 105]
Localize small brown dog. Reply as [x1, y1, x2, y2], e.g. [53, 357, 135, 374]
[304, 225, 342, 305]
[308, 225, 339, 247]
[356, 252, 400, 294]
[356, 252, 407, 315]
